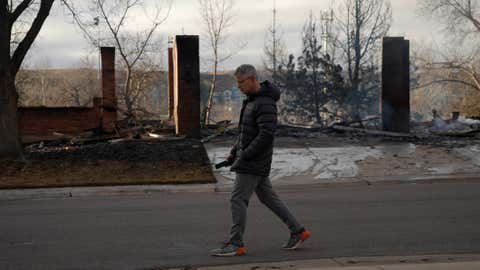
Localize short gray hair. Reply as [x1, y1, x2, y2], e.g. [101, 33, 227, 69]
[234, 64, 257, 78]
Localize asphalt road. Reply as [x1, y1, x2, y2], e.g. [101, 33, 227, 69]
[1, 181, 480, 270]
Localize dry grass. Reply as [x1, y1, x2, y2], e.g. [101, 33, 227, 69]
[0, 139, 215, 189]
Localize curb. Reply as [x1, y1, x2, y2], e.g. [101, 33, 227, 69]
[0, 183, 216, 201]
[215, 174, 480, 193]
[1, 174, 479, 201]
[363, 174, 480, 186]
[172, 254, 480, 270]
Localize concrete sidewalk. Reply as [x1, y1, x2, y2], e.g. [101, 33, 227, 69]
[0, 182, 217, 200]
[192, 254, 480, 270]
[211, 261, 480, 270]
[1, 172, 479, 201]
[301, 261, 480, 270]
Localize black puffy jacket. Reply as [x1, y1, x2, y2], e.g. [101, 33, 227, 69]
[230, 80, 280, 176]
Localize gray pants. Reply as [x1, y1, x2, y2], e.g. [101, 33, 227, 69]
[228, 173, 303, 247]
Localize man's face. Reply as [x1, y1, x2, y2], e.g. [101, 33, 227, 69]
[235, 74, 255, 95]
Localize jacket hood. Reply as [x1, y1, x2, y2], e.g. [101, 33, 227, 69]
[250, 80, 280, 102]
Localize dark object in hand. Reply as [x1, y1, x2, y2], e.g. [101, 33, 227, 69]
[215, 160, 233, 169]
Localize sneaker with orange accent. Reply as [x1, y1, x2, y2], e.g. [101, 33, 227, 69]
[210, 243, 246, 257]
[282, 229, 311, 250]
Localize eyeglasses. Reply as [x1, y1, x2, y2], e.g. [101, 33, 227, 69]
[236, 76, 251, 85]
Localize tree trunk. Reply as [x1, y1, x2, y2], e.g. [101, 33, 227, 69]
[74, 88, 81, 106]
[470, 69, 480, 91]
[124, 67, 134, 121]
[0, 0, 54, 159]
[0, 72, 23, 159]
[41, 74, 47, 105]
[314, 90, 321, 124]
[312, 68, 322, 124]
[353, 0, 361, 91]
[204, 58, 218, 127]
[0, 4, 22, 159]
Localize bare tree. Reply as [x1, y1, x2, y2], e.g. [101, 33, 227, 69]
[16, 69, 36, 106]
[60, 55, 99, 106]
[419, 0, 480, 40]
[198, 0, 241, 126]
[1, 0, 55, 159]
[62, 0, 171, 123]
[416, 0, 480, 93]
[415, 1, 480, 115]
[263, 0, 286, 84]
[335, 0, 392, 90]
[123, 52, 163, 120]
[34, 56, 53, 106]
[414, 54, 480, 93]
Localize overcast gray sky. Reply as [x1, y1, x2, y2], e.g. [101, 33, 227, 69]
[25, 0, 443, 71]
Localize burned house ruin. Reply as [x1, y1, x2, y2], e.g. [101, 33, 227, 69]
[18, 36, 203, 140]
[17, 34, 420, 140]
[18, 47, 118, 138]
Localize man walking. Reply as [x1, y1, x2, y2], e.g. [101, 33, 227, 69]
[211, 64, 310, 257]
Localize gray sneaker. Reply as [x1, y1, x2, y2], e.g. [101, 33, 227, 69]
[210, 243, 246, 257]
[282, 229, 311, 250]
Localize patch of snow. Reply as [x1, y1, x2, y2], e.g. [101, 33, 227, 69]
[269, 149, 316, 179]
[427, 166, 455, 174]
[458, 116, 480, 125]
[307, 147, 382, 179]
[205, 146, 382, 181]
[455, 145, 480, 167]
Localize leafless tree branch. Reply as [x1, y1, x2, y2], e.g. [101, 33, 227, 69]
[10, 0, 33, 23]
[62, 0, 172, 120]
[198, 0, 240, 126]
[11, 0, 54, 75]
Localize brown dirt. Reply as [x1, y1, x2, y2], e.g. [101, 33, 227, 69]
[0, 138, 215, 189]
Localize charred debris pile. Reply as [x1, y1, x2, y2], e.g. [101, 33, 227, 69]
[23, 119, 195, 160]
[23, 113, 480, 158]
[201, 115, 480, 148]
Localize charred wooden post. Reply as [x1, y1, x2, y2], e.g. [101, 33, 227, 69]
[452, 112, 460, 122]
[381, 37, 410, 133]
[173, 35, 200, 138]
[168, 46, 174, 121]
